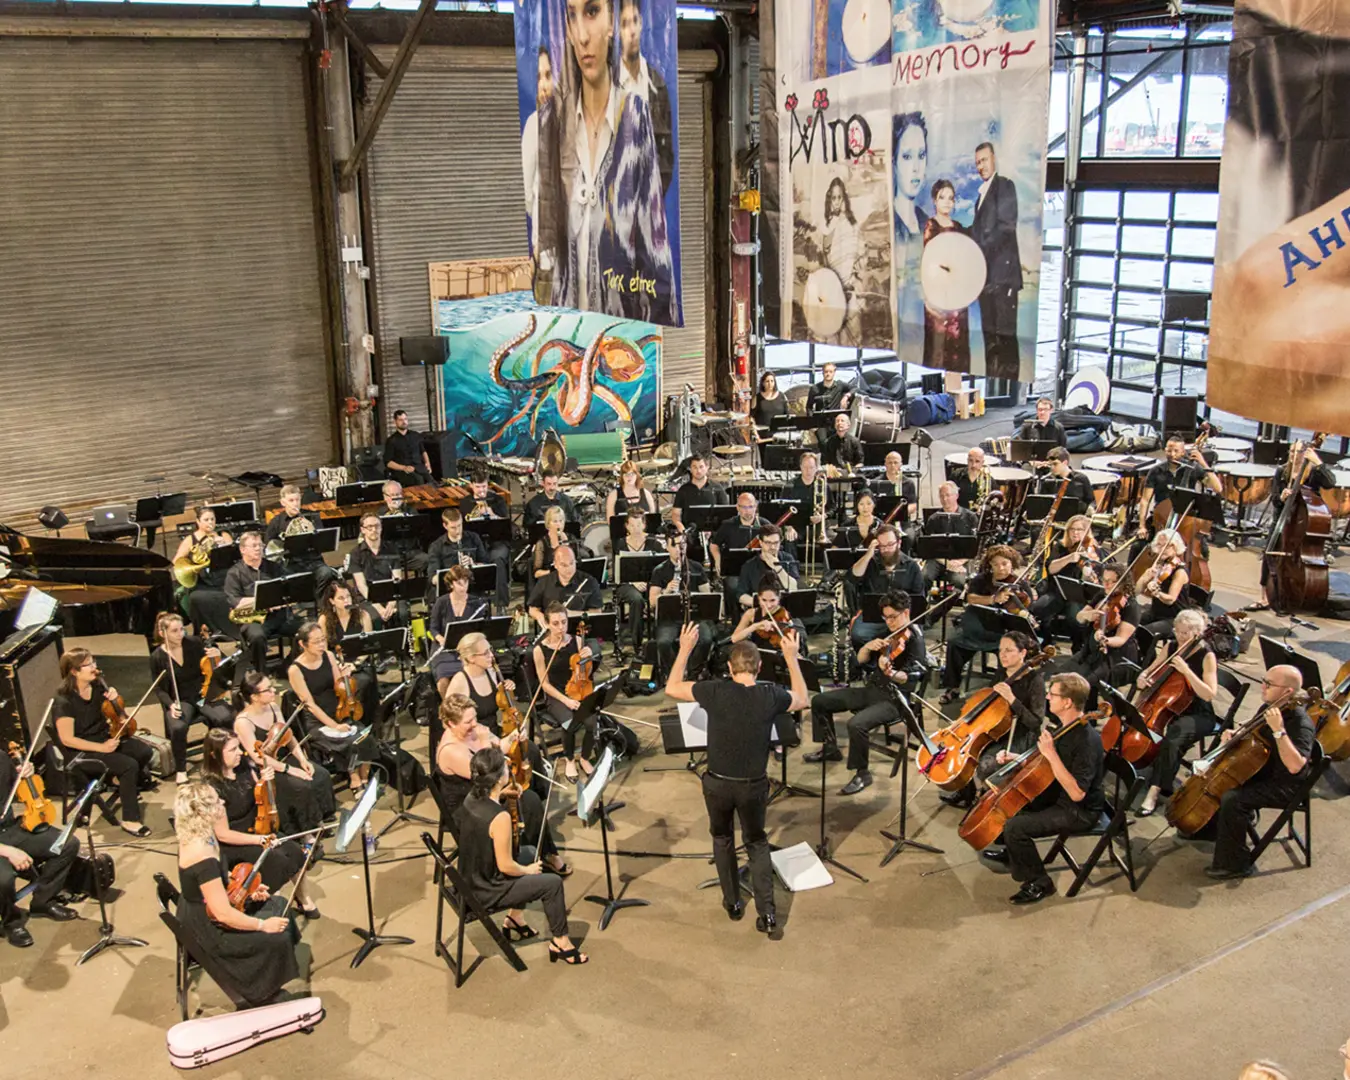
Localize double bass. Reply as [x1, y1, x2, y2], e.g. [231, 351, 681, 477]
[1264, 434, 1331, 615]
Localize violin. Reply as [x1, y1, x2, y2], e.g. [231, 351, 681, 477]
[991, 577, 1038, 628]
[916, 647, 1057, 790]
[199, 628, 222, 703]
[333, 646, 363, 725]
[96, 675, 138, 740]
[960, 708, 1108, 850]
[6, 741, 58, 832]
[1136, 551, 1180, 599]
[253, 765, 280, 836]
[753, 605, 793, 648]
[226, 857, 270, 911]
[564, 621, 595, 703]
[496, 661, 531, 844]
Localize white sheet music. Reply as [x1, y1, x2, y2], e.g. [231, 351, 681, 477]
[771, 841, 834, 892]
[676, 701, 778, 748]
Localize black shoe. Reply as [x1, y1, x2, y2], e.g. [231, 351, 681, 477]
[939, 788, 974, 808]
[939, 689, 960, 706]
[1009, 880, 1056, 905]
[1205, 864, 1255, 880]
[755, 912, 777, 934]
[5, 923, 33, 948]
[725, 901, 745, 922]
[839, 772, 872, 796]
[29, 902, 78, 922]
[981, 845, 1009, 864]
[803, 747, 842, 764]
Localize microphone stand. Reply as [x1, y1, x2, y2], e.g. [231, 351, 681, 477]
[75, 769, 148, 965]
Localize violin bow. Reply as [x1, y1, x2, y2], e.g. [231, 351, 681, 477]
[124, 671, 166, 729]
[1, 701, 52, 822]
[279, 825, 330, 916]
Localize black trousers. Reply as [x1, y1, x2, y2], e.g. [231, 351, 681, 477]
[275, 765, 336, 833]
[187, 587, 234, 638]
[483, 873, 569, 937]
[978, 284, 1021, 380]
[1212, 777, 1300, 872]
[68, 740, 156, 823]
[614, 584, 647, 648]
[547, 697, 595, 760]
[486, 543, 511, 609]
[654, 619, 713, 678]
[1003, 798, 1099, 888]
[701, 773, 773, 917]
[1029, 592, 1084, 648]
[164, 700, 235, 774]
[810, 685, 899, 773]
[1149, 710, 1218, 795]
[0, 823, 80, 926]
[236, 611, 304, 686]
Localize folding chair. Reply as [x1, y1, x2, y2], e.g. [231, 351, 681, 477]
[1245, 741, 1329, 870]
[425, 780, 460, 885]
[1042, 753, 1143, 898]
[420, 832, 526, 988]
[153, 872, 251, 1020]
[49, 745, 120, 827]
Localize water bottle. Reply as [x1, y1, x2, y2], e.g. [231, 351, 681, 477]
[363, 818, 377, 858]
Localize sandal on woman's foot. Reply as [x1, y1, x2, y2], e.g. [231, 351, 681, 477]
[1243, 601, 1271, 613]
[939, 689, 960, 706]
[299, 905, 321, 920]
[545, 858, 573, 878]
[578, 758, 595, 777]
[123, 823, 152, 838]
[503, 916, 539, 941]
[549, 942, 589, 965]
[1137, 790, 1160, 818]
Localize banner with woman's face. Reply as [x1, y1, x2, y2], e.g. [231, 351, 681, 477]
[514, 0, 683, 327]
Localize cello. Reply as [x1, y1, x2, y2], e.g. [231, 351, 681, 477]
[1311, 658, 1350, 761]
[916, 647, 1055, 790]
[1264, 434, 1331, 615]
[1126, 633, 1208, 766]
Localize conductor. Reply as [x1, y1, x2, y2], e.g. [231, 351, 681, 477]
[664, 623, 808, 935]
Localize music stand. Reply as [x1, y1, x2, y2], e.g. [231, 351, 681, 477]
[578, 720, 649, 930]
[761, 444, 804, 473]
[1257, 635, 1323, 695]
[877, 689, 945, 867]
[366, 577, 424, 608]
[335, 482, 384, 507]
[434, 565, 499, 601]
[439, 616, 513, 650]
[761, 500, 806, 537]
[135, 492, 187, 557]
[779, 588, 818, 623]
[255, 573, 318, 614]
[338, 776, 414, 968]
[1007, 439, 1059, 464]
[1165, 485, 1222, 526]
[615, 553, 666, 586]
[72, 774, 148, 965]
[1022, 493, 1086, 525]
[686, 503, 738, 535]
[283, 527, 340, 563]
[206, 543, 241, 576]
[654, 592, 722, 625]
[339, 627, 409, 662]
[967, 604, 1037, 642]
[577, 557, 608, 586]
[205, 500, 259, 528]
[719, 547, 754, 586]
[862, 442, 910, 468]
[825, 547, 864, 572]
[568, 611, 617, 644]
[1097, 685, 1159, 771]
[870, 495, 907, 527]
[1053, 576, 1105, 607]
[464, 518, 511, 546]
[914, 533, 978, 641]
[372, 678, 436, 837]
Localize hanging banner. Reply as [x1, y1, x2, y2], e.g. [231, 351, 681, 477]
[515, 0, 683, 328]
[771, 0, 1052, 380]
[1209, 1, 1350, 432]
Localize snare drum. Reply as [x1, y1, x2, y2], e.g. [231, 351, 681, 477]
[988, 466, 1032, 510]
[1082, 469, 1120, 513]
[580, 519, 612, 558]
[1217, 463, 1277, 507]
[1321, 469, 1350, 518]
[850, 395, 905, 444]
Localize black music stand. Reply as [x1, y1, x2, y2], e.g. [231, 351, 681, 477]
[207, 542, 242, 576]
[283, 527, 340, 564]
[577, 557, 608, 586]
[761, 500, 806, 536]
[367, 577, 425, 608]
[579, 712, 649, 930]
[434, 565, 499, 600]
[204, 500, 260, 528]
[654, 592, 722, 625]
[340, 776, 414, 968]
[464, 518, 511, 546]
[779, 588, 818, 623]
[686, 504, 738, 535]
[255, 573, 318, 615]
[967, 603, 1038, 643]
[877, 689, 945, 867]
[73, 773, 148, 966]
[871, 495, 907, 527]
[566, 678, 626, 825]
[1257, 635, 1323, 695]
[719, 547, 754, 589]
[825, 547, 864, 572]
[568, 611, 617, 644]
[1164, 485, 1222, 528]
[335, 482, 385, 507]
[339, 627, 409, 663]
[761, 444, 805, 473]
[614, 553, 666, 586]
[135, 492, 187, 557]
[1022, 493, 1086, 525]
[1053, 577, 1106, 608]
[439, 616, 513, 650]
[1007, 439, 1059, 464]
[1098, 685, 1159, 770]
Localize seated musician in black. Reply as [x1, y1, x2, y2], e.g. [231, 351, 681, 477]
[939, 545, 1028, 703]
[287, 621, 376, 795]
[464, 469, 512, 610]
[730, 582, 806, 651]
[870, 451, 918, 522]
[1135, 609, 1219, 818]
[604, 460, 659, 520]
[179, 506, 235, 637]
[954, 447, 992, 509]
[533, 603, 599, 781]
[224, 531, 303, 687]
[526, 544, 603, 630]
[384, 409, 433, 486]
[531, 507, 570, 580]
[54, 648, 157, 837]
[151, 612, 233, 784]
[650, 529, 715, 677]
[736, 526, 800, 612]
[425, 507, 489, 601]
[709, 492, 761, 611]
[821, 412, 864, 472]
[838, 491, 883, 549]
[780, 451, 834, 550]
[1138, 528, 1190, 638]
[0, 746, 79, 947]
[1034, 448, 1096, 509]
[523, 470, 578, 527]
[670, 453, 729, 534]
[428, 565, 491, 694]
[1064, 562, 1140, 694]
[315, 581, 379, 723]
[265, 484, 337, 591]
[805, 591, 925, 795]
[1028, 513, 1094, 646]
[1019, 397, 1068, 449]
[806, 360, 854, 446]
[851, 524, 925, 648]
[348, 513, 406, 628]
[1250, 439, 1336, 612]
[613, 508, 665, 650]
[983, 672, 1105, 905]
[1207, 664, 1316, 880]
[922, 481, 978, 590]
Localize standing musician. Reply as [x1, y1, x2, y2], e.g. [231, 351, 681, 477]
[821, 412, 864, 472]
[234, 670, 336, 834]
[710, 493, 762, 610]
[604, 460, 658, 520]
[851, 524, 924, 646]
[751, 370, 788, 432]
[1135, 609, 1219, 818]
[1248, 439, 1336, 612]
[1028, 513, 1096, 644]
[1019, 397, 1068, 449]
[0, 746, 80, 947]
[780, 451, 833, 548]
[198, 729, 320, 919]
[921, 481, 978, 589]
[534, 603, 599, 781]
[1065, 562, 1140, 691]
[981, 672, 1105, 906]
[173, 781, 299, 1008]
[806, 361, 854, 446]
[526, 544, 603, 630]
[178, 506, 235, 637]
[670, 453, 729, 533]
[524, 470, 578, 526]
[1034, 448, 1096, 507]
[383, 408, 434, 486]
[838, 491, 883, 549]
[1207, 664, 1315, 880]
[736, 525, 800, 611]
[265, 485, 337, 591]
[455, 747, 587, 964]
[464, 468, 512, 610]
[348, 514, 405, 628]
[938, 545, 1028, 704]
[224, 531, 302, 687]
[151, 612, 232, 784]
[426, 507, 490, 601]
[649, 528, 715, 676]
[665, 624, 809, 934]
[428, 566, 490, 696]
[804, 591, 926, 795]
[1138, 528, 1191, 637]
[54, 648, 157, 837]
[954, 447, 992, 509]
[286, 622, 377, 795]
[315, 582, 379, 723]
[1134, 435, 1223, 543]
[614, 508, 665, 651]
[531, 506, 570, 579]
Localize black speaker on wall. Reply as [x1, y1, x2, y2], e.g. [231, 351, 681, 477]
[399, 336, 450, 367]
[424, 432, 459, 481]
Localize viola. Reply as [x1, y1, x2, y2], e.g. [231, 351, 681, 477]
[564, 621, 595, 703]
[916, 647, 1056, 790]
[226, 861, 269, 911]
[496, 662, 531, 844]
[333, 647, 363, 725]
[199, 629, 222, 703]
[253, 767, 280, 836]
[6, 741, 58, 832]
[753, 606, 793, 648]
[960, 708, 1107, 851]
[96, 676, 138, 740]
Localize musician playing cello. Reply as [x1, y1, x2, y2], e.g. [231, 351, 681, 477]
[982, 672, 1105, 906]
[1206, 665, 1315, 880]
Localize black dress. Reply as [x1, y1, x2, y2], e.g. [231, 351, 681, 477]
[178, 855, 299, 1007]
[751, 394, 788, 430]
[293, 656, 378, 772]
[240, 708, 336, 833]
[208, 766, 307, 892]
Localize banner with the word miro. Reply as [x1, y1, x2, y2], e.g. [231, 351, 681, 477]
[514, 0, 683, 328]
[770, 0, 1052, 381]
[1209, 2, 1350, 432]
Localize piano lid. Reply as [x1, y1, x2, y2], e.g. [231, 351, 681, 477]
[0, 529, 171, 574]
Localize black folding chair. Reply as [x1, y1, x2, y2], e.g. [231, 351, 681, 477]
[420, 832, 526, 988]
[1245, 741, 1329, 870]
[1042, 753, 1143, 898]
[424, 780, 460, 885]
[48, 745, 120, 827]
[153, 872, 251, 1020]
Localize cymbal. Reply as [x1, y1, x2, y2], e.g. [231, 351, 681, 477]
[714, 445, 751, 457]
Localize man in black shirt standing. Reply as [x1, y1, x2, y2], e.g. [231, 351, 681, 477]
[526, 544, 603, 628]
[670, 454, 729, 532]
[1019, 397, 1068, 449]
[987, 671, 1104, 905]
[523, 471, 578, 526]
[0, 750, 80, 947]
[666, 624, 809, 933]
[649, 529, 715, 675]
[383, 409, 433, 486]
[821, 413, 864, 472]
[1207, 665, 1316, 880]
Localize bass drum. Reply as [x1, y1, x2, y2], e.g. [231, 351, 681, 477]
[580, 518, 612, 558]
[850, 395, 905, 444]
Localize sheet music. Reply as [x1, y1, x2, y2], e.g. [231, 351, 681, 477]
[770, 841, 834, 891]
[676, 702, 778, 748]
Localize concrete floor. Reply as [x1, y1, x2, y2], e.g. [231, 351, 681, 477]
[3, 411, 1350, 1080]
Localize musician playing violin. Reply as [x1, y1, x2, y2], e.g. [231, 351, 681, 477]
[445, 632, 511, 739]
[1207, 665, 1315, 880]
[0, 746, 80, 948]
[984, 672, 1106, 906]
[939, 545, 1027, 702]
[151, 612, 232, 784]
[1139, 528, 1190, 638]
[287, 622, 377, 795]
[199, 729, 319, 918]
[730, 582, 805, 649]
[1066, 562, 1140, 690]
[315, 582, 379, 725]
[1136, 609, 1218, 818]
[804, 591, 926, 796]
[233, 670, 335, 834]
[1029, 513, 1096, 646]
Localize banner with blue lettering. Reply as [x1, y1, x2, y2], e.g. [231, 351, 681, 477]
[772, 0, 1052, 381]
[1209, 2, 1350, 432]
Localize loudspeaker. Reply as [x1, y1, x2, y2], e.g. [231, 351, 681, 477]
[424, 431, 459, 481]
[1161, 394, 1198, 438]
[399, 336, 449, 367]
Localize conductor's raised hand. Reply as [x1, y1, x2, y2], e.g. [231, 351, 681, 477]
[778, 627, 801, 657]
[678, 622, 701, 652]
